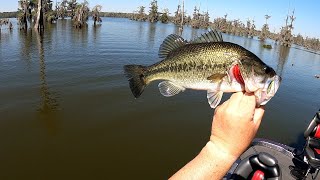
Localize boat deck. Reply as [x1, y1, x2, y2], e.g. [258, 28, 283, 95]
[225, 138, 319, 179]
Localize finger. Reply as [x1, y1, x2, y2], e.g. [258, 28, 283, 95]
[214, 98, 229, 114]
[227, 92, 245, 109]
[230, 92, 256, 114]
[253, 106, 265, 126]
[220, 98, 230, 107]
[229, 92, 245, 102]
[242, 92, 256, 110]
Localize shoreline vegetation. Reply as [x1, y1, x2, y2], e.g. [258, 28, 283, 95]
[0, 0, 319, 52]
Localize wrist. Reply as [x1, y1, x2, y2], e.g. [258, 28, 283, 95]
[194, 141, 238, 178]
[203, 141, 238, 165]
[208, 135, 240, 160]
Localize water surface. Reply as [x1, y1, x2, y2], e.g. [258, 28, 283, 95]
[0, 17, 319, 179]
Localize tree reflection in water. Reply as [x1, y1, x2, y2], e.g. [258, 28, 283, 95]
[277, 45, 290, 77]
[35, 30, 60, 135]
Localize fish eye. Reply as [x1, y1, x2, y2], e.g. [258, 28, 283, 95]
[267, 80, 274, 94]
[264, 66, 271, 74]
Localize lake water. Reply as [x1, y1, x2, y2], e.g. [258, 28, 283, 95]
[0, 17, 319, 179]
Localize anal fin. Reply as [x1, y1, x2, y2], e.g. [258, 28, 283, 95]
[158, 81, 185, 97]
[207, 90, 223, 108]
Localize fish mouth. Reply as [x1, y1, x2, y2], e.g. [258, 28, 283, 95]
[258, 75, 281, 105]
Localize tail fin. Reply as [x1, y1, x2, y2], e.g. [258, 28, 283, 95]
[123, 65, 147, 98]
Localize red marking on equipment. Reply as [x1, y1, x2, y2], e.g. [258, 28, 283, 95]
[314, 125, 320, 138]
[313, 125, 320, 154]
[314, 148, 320, 154]
[251, 170, 265, 180]
[233, 64, 245, 85]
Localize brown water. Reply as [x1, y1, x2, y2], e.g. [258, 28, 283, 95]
[0, 18, 319, 179]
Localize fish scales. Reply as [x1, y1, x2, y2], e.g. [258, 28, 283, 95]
[145, 42, 241, 85]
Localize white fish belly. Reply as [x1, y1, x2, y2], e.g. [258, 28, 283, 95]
[175, 80, 244, 92]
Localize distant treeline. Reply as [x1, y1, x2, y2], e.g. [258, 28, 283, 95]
[128, 0, 320, 51]
[102, 11, 320, 51]
[0, 11, 133, 19]
[98, 12, 133, 18]
[0, 12, 18, 18]
[1, 0, 319, 52]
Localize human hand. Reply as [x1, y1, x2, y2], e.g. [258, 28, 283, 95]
[169, 92, 265, 179]
[209, 92, 265, 159]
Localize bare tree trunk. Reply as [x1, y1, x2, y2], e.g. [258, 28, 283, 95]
[34, 0, 44, 30]
[23, 3, 28, 29]
[79, 6, 83, 24]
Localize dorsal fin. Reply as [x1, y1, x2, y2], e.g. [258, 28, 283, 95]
[158, 34, 187, 58]
[191, 29, 223, 44]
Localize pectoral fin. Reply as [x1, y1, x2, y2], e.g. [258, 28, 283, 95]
[207, 74, 225, 83]
[158, 81, 185, 97]
[226, 71, 232, 84]
[207, 90, 223, 108]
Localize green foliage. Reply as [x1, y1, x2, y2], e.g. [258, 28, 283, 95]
[73, 0, 89, 28]
[138, 6, 147, 21]
[173, 4, 182, 25]
[259, 15, 271, 41]
[148, 0, 158, 23]
[45, 11, 56, 23]
[44, 0, 56, 23]
[0, 18, 9, 26]
[191, 6, 200, 28]
[279, 12, 295, 47]
[43, 0, 53, 13]
[191, 6, 209, 29]
[130, 6, 147, 21]
[102, 12, 133, 18]
[160, 9, 169, 23]
[0, 18, 13, 32]
[202, 12, 210, 28]
[293, 34, 304, 46]
[17, 0, 33, 28]
[92, 5, 102, 25]
[0, 12, 18, 18]
[262, 44, 272, 49]
[259, 24, 269, 41]
[67, 0, 77, 18]
[56, 1, 68, 19]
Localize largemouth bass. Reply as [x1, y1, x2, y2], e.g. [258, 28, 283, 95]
[124, 30, 281, 108]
